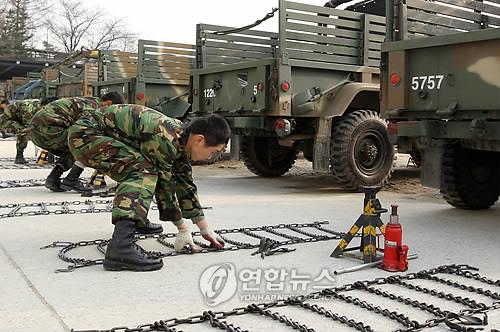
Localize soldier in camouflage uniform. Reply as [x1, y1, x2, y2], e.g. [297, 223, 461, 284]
[0, 99, 9, 138]
[68, 104, 230, 271]
[30, 93, 123, 194]
[0, 99, 42, 164]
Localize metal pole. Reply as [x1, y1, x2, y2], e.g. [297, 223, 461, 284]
[333, 254, 418, 275]
[230, 135, 240, 161]
[385, 0, 394, 42]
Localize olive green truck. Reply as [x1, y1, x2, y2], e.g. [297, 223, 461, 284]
[93, 39, 195, 118]
[191, 0, 394, 190]
[381, 0, 500, 209]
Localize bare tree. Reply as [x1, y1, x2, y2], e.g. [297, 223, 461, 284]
[87, 18, 137, 51]
[22, 0, 51, 30]
[46, 0, 137, 54]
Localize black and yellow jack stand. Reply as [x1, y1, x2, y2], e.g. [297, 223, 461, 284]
[82, 171, 116, 197]
[89, 170, 107, 188]
[36, 150, 56, 165]
[36, 150, 49, 165]
[331, 186, 387, 263]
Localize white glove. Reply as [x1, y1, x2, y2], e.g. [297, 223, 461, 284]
[200, 227, 225, 249]
[174, 228, 202, 253]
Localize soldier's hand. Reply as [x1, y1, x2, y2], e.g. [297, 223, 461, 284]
[200, 227, 225, 249]
[174, 228, 202, 253]
[21, 127, 32, 135]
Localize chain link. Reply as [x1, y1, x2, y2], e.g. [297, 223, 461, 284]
[71, 265, 499, 332]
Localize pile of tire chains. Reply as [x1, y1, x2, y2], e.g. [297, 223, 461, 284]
[66, 264, 499, 332]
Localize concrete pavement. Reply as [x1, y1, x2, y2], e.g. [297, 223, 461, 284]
[0, 141, 499, 331]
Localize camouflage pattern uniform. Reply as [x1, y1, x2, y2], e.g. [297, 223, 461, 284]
[0, 99, 41, 151]
[68, 104, 204, 227]
[30, 97, 100, 170]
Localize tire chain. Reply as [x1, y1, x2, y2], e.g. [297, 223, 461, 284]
[42, 221, 351, 272]
[0, 178, 46, 189]
[0, 157, 37, 162]
[0, 199, 115, 219]
[0, 162, 53, 169]
[0, 198, 213, 219]
[70, 265, 500, 332]
[0, 177, 93, 190]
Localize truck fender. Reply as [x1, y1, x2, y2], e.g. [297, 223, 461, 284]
[320, 82, 380, 118]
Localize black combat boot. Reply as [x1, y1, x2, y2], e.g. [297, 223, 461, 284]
[135, 219, 163, 234]
[103, 218, 164, 271]
[60, 165, 91, 193]
[14, 150, 27, 164]
[45, 165, 66, 192]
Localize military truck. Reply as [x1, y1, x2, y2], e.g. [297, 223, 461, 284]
[4, 78, 25, 99]
[53, 50, 99, 98]
[191, 0, 394, 190]
[93, 39, 195, 118]
[55, 62, 98, 97]
[381, 0, 500, 209]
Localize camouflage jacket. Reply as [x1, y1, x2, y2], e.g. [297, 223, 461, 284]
[82, 104, 203, 221]
[0, 99, 41, 133]
[38, 97, 100, 128]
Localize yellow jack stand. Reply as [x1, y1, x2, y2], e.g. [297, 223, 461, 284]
[36, 150, 49, 165]
[331, 186, 387, 263]
[89, 171, 107, 189]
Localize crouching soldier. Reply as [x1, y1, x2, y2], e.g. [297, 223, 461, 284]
[68, 104, 230, 271]
[0, 98, 49, 164]
[0, 99, 10, 138]
[30, 92, 122, 193]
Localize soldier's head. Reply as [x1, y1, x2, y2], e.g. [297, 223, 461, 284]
[100, 91, 124, 107]
[184, 114, 231, 161]
[40, 96, 59, 106]
[0, 99, 9, 111]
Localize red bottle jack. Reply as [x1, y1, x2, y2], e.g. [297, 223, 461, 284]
[383, 205, 408, 272]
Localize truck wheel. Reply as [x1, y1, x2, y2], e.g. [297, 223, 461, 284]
[331, 110, 394, 191]
[241, 136, 297, 177]
[441, 144, 499, 209]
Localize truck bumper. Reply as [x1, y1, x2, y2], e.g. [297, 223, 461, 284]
[390, 120, 500, 141]
[389, 120, 500, 189]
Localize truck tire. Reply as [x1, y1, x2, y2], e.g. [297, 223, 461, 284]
[331, 110, 394, 191]
[241, 136, 297, 177]
[441, 144, 499, 209]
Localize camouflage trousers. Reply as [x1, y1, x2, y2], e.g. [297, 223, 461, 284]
[30, 125, 74, 171]
[16, 133, 28, 152]
[68, 123, 182, 227]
